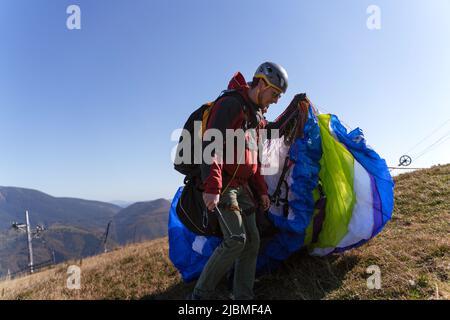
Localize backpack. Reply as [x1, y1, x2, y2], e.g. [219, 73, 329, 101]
[173, 89, 247, 178]
[173, 90, 248, 237]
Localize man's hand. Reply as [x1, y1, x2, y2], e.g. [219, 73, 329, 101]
[298, 97, 310, 113]
[260, 194, 270, 211]
[287, 93, 307, 110]
[298, 98, 309, 129]
[203, 193, 220, 212]
[289, 93, 311, 138]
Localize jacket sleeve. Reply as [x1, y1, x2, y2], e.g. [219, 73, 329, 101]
[200, 96, 243, 194]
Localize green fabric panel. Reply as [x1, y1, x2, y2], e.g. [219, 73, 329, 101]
[311, 114, 356, 249]
[304, 188, 320, 246]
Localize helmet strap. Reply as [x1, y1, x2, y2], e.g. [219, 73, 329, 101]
[256, 81, 271, 107]
[256, 88, 262, 106]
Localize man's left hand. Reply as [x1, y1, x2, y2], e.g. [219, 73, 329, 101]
[260, 194, 270, 211]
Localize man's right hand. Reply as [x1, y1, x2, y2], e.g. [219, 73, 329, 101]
[291, 93, 312, 138]
[203, 193, 220, 212]
[287, 93, 307, 110]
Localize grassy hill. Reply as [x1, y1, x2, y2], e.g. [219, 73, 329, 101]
[1, 164, 448, 300]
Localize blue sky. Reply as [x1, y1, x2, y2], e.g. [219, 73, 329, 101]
[0, 0, 449, 202]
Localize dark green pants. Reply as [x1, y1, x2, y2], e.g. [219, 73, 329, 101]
[194, 185, 260, 300]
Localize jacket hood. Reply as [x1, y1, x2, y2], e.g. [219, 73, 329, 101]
[227, 71, 260, 111]
[227, 71, 266, 123]
[227, 72, 250, 91]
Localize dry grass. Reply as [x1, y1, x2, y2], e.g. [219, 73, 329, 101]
[1, 164, 449, 300]
[0, 238, 181, 300]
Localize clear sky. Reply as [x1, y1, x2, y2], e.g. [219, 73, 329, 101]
[1, 0, 449, 202]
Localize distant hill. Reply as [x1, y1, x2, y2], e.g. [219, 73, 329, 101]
[109, 200, 134, 208]
[113, 199, 171, 245]
[0, 187, 171, 277]
[0, 187, 121, 232]
[1, 164, 448, 300]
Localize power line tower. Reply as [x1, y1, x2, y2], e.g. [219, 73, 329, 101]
[11, 210, 46, 274]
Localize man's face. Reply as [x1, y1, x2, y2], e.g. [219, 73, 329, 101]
[259, 80, 282, 113]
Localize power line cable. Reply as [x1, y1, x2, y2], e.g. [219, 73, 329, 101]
[413, 131, 450, 161]
[308, 101, 449, 168]
[405, 118, 450, 154]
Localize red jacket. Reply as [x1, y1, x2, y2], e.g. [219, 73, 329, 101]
[200, 72, 268, 197]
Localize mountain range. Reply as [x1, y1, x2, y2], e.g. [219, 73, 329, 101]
[0, 186, 171, 277]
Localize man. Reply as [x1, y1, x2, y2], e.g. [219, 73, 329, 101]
[189, 62, 309, 300]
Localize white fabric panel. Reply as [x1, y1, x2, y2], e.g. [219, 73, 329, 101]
[268, 169, 295, 219]
[336, 161, 374, 248]
[262, 137, 289, 187]
[192, 236, 207, 255]
[262, 137, 298, 219]
[286, 174, 296, 220]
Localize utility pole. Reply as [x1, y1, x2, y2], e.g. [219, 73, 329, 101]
[103, 221, 112, 253]
[25, 211, 34, 273]
[11, 210, 46, 275]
